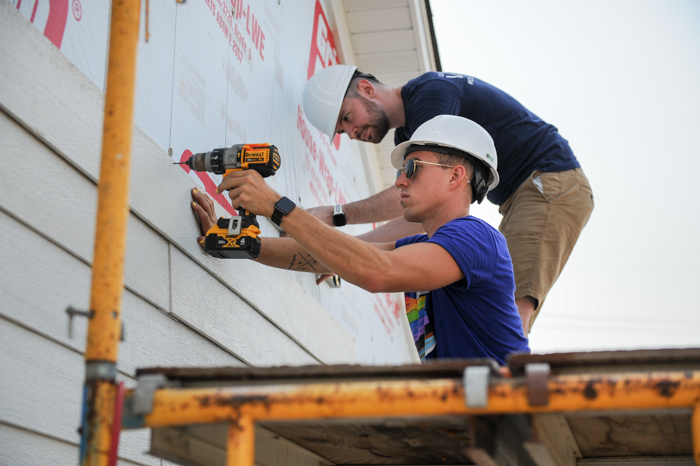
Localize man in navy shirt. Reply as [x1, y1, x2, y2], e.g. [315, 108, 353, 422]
[191, 115, 529, 364]
[302, 66, 594, 335]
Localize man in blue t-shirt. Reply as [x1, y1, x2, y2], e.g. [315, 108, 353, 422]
[191, 115, 529, 364]
[302, 66, 594, 335]
[397, 212, 528, 363]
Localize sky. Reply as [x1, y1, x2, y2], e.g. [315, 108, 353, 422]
[430, 0, 700, 353]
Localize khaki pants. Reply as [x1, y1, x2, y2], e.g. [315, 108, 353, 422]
[498, 168, 594, 330]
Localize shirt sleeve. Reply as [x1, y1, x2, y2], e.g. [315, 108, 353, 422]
[404, 78, 464, 131]
[427, 219, 496, 289]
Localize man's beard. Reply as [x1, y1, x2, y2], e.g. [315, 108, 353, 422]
[361, 98, 390, 143]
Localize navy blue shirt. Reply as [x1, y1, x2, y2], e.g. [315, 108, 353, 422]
[396, 72, 580, 205]
[396, 216, 529, 364]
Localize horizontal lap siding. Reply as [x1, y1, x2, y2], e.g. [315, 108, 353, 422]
[0, 3, 356, 464]
[0, 3, 355, 367]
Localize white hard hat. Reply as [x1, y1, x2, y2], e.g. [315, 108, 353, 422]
[303, 65, 357, 139]
[391, 115, 499, 202]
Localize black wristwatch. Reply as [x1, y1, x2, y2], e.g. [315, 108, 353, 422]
[271, 196, 296, 226]
[332, 204, 347, 227]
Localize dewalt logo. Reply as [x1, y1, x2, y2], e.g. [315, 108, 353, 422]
[244, 149, 270, 162]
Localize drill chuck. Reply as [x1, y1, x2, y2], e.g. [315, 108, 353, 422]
[188, 148, 236, 175]
[186, 151, 218, 173]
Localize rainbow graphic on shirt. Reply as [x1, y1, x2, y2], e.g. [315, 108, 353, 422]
[404, 291, 435, 362]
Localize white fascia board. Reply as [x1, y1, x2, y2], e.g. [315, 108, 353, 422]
[408, 0, 438, 73]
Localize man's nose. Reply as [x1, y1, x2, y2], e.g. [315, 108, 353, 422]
[336, 122, 358, 140]
[395, 172, 408, 188]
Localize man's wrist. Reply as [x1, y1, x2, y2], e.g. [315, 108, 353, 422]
[271, 197, 296, 226]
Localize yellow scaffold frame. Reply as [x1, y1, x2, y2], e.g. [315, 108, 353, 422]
[120, 371, 700, 466]
[80, 0, 140, 464]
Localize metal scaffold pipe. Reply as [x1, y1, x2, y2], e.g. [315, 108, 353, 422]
[120, 370, 700, 465]
[80, 0, 140, 464]
[125, 371, 700, 429]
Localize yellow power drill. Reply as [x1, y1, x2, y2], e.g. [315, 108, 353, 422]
[179, 143, 281, 259]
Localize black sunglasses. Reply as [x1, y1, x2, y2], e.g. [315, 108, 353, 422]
[396, 158, 455, 180]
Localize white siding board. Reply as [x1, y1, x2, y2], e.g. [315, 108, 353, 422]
[0, 424, 83, 466]
[0, 4, 104, 180]
[0, 424, 156, 466]
[0, 321, 79, 439]
[0, 110, 98, 263]
[0, 211, 242, 372]
[171, 248, 318, 367]
[118, 290, 245, 373]
[123, 216, 171, 310]
[0, 211, 91, 353]
[0, 319, 160, 465]
[0, 1, 356, 365]
[174, 253, 356, 365]
[0, 111, 171, 311]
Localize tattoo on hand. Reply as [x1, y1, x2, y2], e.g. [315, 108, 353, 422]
[288, 252, 318, 271]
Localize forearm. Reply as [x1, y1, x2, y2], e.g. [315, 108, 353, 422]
[279, 208, 396, 292]
[255, 237, 333, 274]
[343, 187, 403, 224]
[356, 217, 425, 243]
[216, 171, 398, 290]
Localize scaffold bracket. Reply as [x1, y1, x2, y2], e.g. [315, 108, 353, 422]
[525, 362, 550, 406]
[133, 374, 168, 415]
[464, 365, 490, 408]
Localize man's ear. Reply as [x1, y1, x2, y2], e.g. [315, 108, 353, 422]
[357, 79, 375, 98]
[450, 165, 469, 187]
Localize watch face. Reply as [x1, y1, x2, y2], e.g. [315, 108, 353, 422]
[333, 213, 347, 227]
[276, 197, 296, 215]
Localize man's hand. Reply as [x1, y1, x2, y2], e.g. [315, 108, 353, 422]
[190, 188, 217, 246]
[217, 170, 281, 217]
[305, 205, 335, 227]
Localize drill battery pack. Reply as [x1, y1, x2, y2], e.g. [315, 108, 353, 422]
[204, 216, 262, 259]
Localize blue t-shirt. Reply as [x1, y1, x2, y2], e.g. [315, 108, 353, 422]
[396, 216, 529, 364]
[395, 72, 580, 205]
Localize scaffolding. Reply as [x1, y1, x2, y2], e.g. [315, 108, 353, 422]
[80, 3, 700, 465]
[121, 354, 700, 465]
